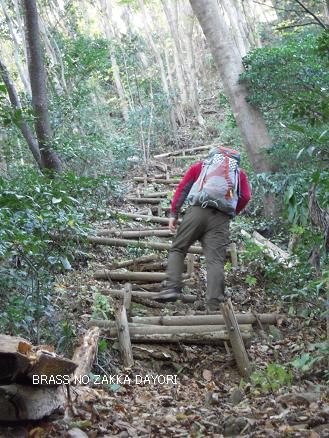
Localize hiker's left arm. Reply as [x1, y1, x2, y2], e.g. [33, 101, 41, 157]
[236, 170, 251, 214]
[170, 162, 202, 219]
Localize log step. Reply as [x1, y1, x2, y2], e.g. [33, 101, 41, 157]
[126, 197, 164, 204]
[97, 229, 174, 238]
[116, 212, 171, 225]
[153, 144, 214, 159]
[133, 177, 179, 184]
[89, 236, 202, 254]
[90, 289, 196, 303]
[94, 270, 167, 282]
[131, 313, 281, 326]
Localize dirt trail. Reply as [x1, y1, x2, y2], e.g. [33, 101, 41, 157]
[2, 151, 327, 437]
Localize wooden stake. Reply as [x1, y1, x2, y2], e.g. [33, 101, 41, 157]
[115, 303, 134, 368]
[123, 283, 132, 311]
[229, 242, 238, 268]
[165, 164, 169, 180]
[187, 253, 195, 276]
[221, 299, 252, 378]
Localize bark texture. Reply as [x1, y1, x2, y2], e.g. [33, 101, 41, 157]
[23, 0, 62, 172]
[189, 0, 273, 173]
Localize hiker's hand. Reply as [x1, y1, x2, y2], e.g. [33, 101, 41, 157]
[169, 217, 177, 232]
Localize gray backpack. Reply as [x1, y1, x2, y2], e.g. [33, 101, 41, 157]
[187, 147, 240, 216]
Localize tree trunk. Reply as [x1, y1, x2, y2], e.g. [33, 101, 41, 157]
[137, 0, 178, 139]
[0, 57, 42, 168]
[325, 0, 329, 24]
[183, 1, 205, 125]
[99, 0, 129, 121]
[0, 0, 31, 96]
[0, 384, 66, 421]
[220, 0, 248, 57]
[240, 0, 262, 48]
[23, 0, 62, 173]
[189, 0, 273, 174]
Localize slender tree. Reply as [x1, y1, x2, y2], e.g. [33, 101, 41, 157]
[190, 0, 273, 173]
[23, 0, 62, 173]
[137, 0, 178, 141]
[0, 0, 31, 97]
[0, 57, 42, 168]
[99, 0, 130, 121]
[324, 0, 329, 24]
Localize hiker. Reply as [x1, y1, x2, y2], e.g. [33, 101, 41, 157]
[157, 147, 251, 311]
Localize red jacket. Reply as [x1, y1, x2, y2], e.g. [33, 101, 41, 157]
[170, 162, 251, 219]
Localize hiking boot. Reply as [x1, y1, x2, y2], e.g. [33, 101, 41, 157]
[155, 288, 182, 302]
[206, 298, 225, 312]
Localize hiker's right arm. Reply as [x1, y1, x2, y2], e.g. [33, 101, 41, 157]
[170, 162, 202, 220]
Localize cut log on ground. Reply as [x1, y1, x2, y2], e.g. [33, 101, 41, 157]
[71, 327, 100, 383]
[96, 289, 196, 303]
[241, 229, 291, 264]
[131, 313, 281, 326]
[107, 323, 252, 337]
[0, 334, 77, 385]
[222, 299, 252, 378]
[187, 253, 195, 276]
[126, 197, 164, 204]
[89, 236, 202, 254]
[0, 384, 66, 421]
[154, 145, 213, 159]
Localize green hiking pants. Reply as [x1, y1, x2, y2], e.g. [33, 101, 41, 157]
[166, 206, 230, 302]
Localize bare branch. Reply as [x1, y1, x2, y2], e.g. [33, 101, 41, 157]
[252, 0, 298, 13]
[276, 21, 320, 30]
[293, 0, 327, 29]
